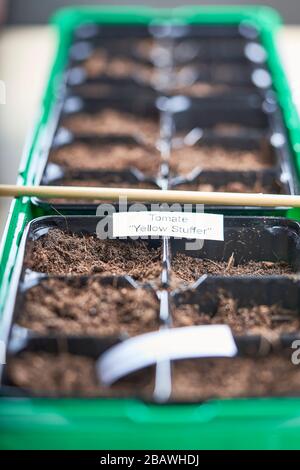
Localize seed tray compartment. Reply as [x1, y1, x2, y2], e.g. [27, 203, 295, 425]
[30, 12, 298, 216]
[171, 96, 274, 135]
[20, 216, 163, 279]
[170, 134, 278, 172]
[70, 23, 265, 66]
[66, 74, 158, 100]
[11, 273, 161, 339]
[171, 169, 289, 194]
[169, 348, 300, 403]
[3, 215, 299, 344]
[58, 95, 161, 151]
[67, 42, 271, 99]
[34, 168, 161, 212]
[171, 217, 300, 280]
[61, 94, 159, 120]
[67, 20, 269, 89]
[171, 276, 300, 339]
[66, 63, 271, 101]
[3, 332, 300, 402]
[0, 333, 266, 400]
[1, 336, 156, 400]
[73, 22, 260, 41]
[2, 215, 300, 347]
[182, 60, 267, 93]
[48, 134, 161, 175]
[41, 167, 161, 190]
[33, 94, 299, 214]
[167, 38, 265, 64]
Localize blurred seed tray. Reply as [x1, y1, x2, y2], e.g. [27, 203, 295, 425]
[67, 80, 267, 102]
[58, 95, 161, 146]
[1, 335, 151, 399]
[48, 134, 162, 175]
[57, 92, 273, 144]
[0, 333, 243, 400]
[66, 20, 271, 102]
[169, 170, 293, 217]
[33, 167, 292, 214]
[60, 93, 160, 121]
[30, 89, 298, 214]
[66, 73, 159, 100]
[66, 42, 271, 99]
[2, 332, 300, 402]
[167, 345, 300, 403]
[65, 67, 271, 101]
[171, 170, 291, 195]
[167, 64, 272, 97]
[169, 94, 276, 138]
[170, 136, 281, 174]
[69, 22, 266, 66]
[50, 127, 278, 176]
[57, 93, 280, 148]
[169, 36, 267, 65]
[32, 168, 160, 212]
[72, 22, 261, 42]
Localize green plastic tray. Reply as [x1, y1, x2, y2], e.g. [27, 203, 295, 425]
[1, 5, 300, 450]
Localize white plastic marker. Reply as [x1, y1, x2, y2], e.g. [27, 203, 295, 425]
[97, 325, 237, 385]
[113, 211, 224, 241]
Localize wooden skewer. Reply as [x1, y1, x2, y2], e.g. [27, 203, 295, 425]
[0, 183, 300, 207]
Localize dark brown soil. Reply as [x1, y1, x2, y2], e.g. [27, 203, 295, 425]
[46, 177, 158, 204]
[8, 351, 300, 399]
[173, 293, 299, 337]
[170, 144, 273, 174]
[8, 352, 154, 397]
[49, 142, 161, 175]
[18, 278, 159, 336]
[170, 82, 230, 97]
[134, 38, 155, 60]
[171, 354, 300, 401]
[171, 253, 293, 284]
[25, 228, 162, 281]
[174, 180, 283, 195]
[211, 123, 265, 138]
[83, 50, 154, 82]
[62, 109, 159, 145]
[213, 123, 255, 136]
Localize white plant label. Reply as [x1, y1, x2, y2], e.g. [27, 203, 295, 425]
[98, 325, 237, 385]
[113, 211, 224, 240]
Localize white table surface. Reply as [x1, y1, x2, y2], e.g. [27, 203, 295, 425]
[0, 25, 300, 237]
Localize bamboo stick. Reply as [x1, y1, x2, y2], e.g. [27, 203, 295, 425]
[0, 183, 300, 207]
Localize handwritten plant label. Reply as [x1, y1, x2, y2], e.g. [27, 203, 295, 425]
[113, 211, 224, 240]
